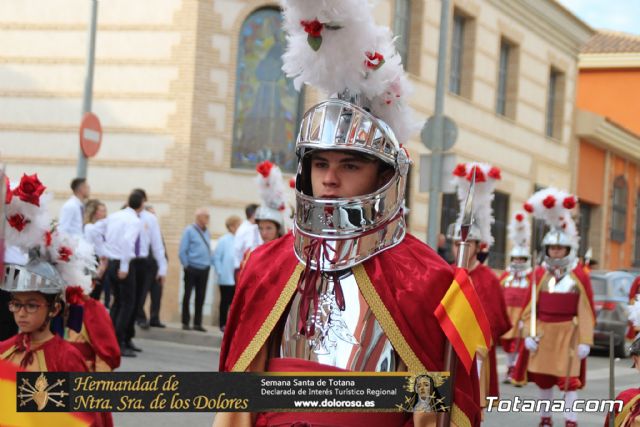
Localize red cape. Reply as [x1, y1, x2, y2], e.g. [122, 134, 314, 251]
[626, 277, 640, 339]
[605, 387, 640, 427]
[220, 232, 481, 427]
[469, 264, 511, 400]
[81, 298, 121, 370]
[0, 334, 88, 372]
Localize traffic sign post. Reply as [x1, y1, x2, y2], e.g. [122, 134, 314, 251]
[79, 112, 102, 158]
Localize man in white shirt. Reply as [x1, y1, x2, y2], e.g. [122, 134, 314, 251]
[103, 191, 144, 357]
[130, 189, 168, 330]
[233, 203, 262, 271]
[58, 177, 90, 235]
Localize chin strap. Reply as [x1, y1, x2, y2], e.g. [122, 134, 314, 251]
[295, 209, 403, 338]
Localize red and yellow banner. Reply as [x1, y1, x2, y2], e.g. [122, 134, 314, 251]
[434, 268, 492, 373]
[0, 359, 92, 427]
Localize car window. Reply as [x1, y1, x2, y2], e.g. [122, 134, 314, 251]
[591, 277, 607, 300]
[612, 276, 632, 300]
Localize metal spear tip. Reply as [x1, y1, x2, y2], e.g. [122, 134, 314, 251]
[460, 171, 476, 243]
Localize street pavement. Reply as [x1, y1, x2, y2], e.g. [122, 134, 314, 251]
[112, 339, 634, 427]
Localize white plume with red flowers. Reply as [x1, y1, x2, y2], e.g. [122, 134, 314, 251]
[524, 187, 578, 247]
[451, 162, 501, 247]
[4, 173, 97, 293]
[280, 0, 416, 144]
[508, 210, 531, 250]
[5, 174, 51, 252]
[256, 160, 287, 213]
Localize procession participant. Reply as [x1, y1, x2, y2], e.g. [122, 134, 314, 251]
[448, 162, 511, 409]
[254, 160, 287, 244]
[607, 303, 640, 427]
[513, 188, 595, 427]
[499, 210, 533, 383]
[215, 1, 482, 425]
[0, 172, 106, 426]
[626, 276, 640, 341]
[237, 161, 288, 276]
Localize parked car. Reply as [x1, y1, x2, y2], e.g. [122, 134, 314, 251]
[591, 270, 635, 357]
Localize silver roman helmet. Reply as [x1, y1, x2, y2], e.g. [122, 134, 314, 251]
[292, 93, 410, 270]
[3, 253, 65, 295]
[524, 188, 579, 275]
[280, 0, 416, 271]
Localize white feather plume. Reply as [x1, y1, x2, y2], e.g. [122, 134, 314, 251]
[451, 162, 501, 246]
[47, 230, 97, 294]
[5, 183, 51, 252]
[280, 0, 417, 144]
[508, 210, 531, 249]
[525, 187, 578, 247]
[256, 162, 287, 212]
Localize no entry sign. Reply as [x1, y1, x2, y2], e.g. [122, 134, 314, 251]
[79, 112, 102, 158]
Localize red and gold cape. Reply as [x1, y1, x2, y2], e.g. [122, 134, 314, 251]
[219, 232, 481, 427]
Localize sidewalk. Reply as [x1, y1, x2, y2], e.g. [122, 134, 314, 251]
[135, 322, 223, 349]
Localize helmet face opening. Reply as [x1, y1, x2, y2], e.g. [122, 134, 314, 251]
[297, 148, 396, 199]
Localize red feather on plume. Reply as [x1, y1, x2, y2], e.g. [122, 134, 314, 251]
[515, 213, 524, 222]
[256, 160, 275, 178]
[4, 176, 11, 204]
[542, 195, 556, 209]
[563, 196, 576, 209]
[289, 177, 296, 189]
[466, 166, 486, 183]
[488, 167, 501, 180]
[523, 203, 534, 213]
[65, 286, 87, 306]
[452, 163, 466, 177]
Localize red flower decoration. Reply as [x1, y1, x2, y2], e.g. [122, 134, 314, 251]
[365, 51, 385, 70]
[44, 230, 52, 247]
[479, 243, 488, 250]
[488, 167, 501, 180]
[58, 246, 73, 262]
[466, 166, 486, 183]
[453, 163, 467, 177]
[8, 214, 29, 231]
[12, 173, 45, 207]
[256, 160, 274, 178]
[289, 177, 296, 189]
[301, 19, 323, 37]
[563, 196, 576, 209]
[4, 177, 11, 204]
[523, 203, 534, 213]
[65, 286, 86, 305]
[542, 195, 556, 209]
[515, 213, 524, 222]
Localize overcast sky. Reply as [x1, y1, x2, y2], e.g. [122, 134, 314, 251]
[557, 0, 640, 35]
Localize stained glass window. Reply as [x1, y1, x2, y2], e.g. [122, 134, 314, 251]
[232, 8, 303, 173]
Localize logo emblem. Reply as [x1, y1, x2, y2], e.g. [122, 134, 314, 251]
[19, 373, 67, 411]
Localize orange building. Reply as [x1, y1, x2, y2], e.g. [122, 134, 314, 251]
[575, 31, 640, 270]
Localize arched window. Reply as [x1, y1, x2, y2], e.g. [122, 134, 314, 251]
[611, 176, 627, 242]
[232, 8, 303, 173]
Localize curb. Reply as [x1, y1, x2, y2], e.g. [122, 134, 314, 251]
[135, 322, 223, 349]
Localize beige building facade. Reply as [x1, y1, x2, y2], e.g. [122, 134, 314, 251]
[0, 0, 592, 324]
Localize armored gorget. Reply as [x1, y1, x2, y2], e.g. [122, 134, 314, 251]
[280, 269, 401, 372]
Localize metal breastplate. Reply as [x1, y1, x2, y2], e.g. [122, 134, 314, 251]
[541, 273, 578, 293]
[503, 271, 530, 289]
[280, 270, 399, 372]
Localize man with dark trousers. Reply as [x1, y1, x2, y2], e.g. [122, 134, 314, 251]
[178, 207, 212, 331]
[104, 192, 144, 357]
[130, 189, 167, 330]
